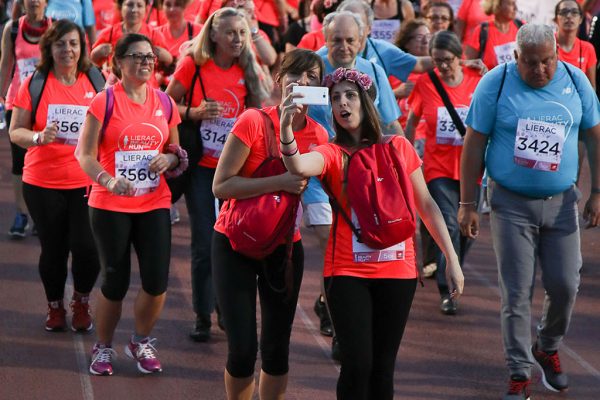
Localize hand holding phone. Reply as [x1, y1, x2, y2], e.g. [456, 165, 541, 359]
[292, 86, 329, 106]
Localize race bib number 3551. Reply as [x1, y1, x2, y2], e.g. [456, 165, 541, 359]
[513, 119, 565, 171]
[115, 150, 160, 196]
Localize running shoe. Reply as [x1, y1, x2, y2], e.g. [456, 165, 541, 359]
[70, 298, 93, 332]
[45, 301, 67, 331]
[90, 344, 116, 376]
[170, 204, 180, 225]
[125, 337, 162, 374]
[532, 343, 568, 392]
[313, 297, 333, 336]
[8, 213, 28, 239]
[440, 295, 457, 315]
[502, 375, 531, 400]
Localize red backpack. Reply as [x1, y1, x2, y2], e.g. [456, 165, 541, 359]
[220, 110, 300, 260]
[326, 136, 416, 250]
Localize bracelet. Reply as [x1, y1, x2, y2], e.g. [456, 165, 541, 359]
[281, 147, 299, 157]
[96, 170, 109, 184]
[252, 34, 262, 42]
[280, 137, 295, 146]
[458, 201, 477, 207]
[591, 187, 600, 194]
[164, 143, 189, 179]
[105, 177, 115, 190]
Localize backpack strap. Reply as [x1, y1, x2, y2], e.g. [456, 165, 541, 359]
[187, 21, 193, 40]
[496, 62, 508, 102]
[86, 66, 106, 93]
[156, 90, 173, 124]
[100, 85, 115, 140]
[478, 21, 489, 59]
[29, 69, 49, 127]
[257, 108, 277, 158]
[10, 18, 18, 80]
[513, 19, 523, 28]
[427, 71, 466, 136]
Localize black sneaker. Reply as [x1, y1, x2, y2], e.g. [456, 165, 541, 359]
[502, 375, 531, 400]
[532, 343, 568, 392]
[8, 213, 28, 239]
[313, 297, 333, 336]
[440, 295, 457, 315]
[189, 314, 211, 342]
[331, 336, 341, 363]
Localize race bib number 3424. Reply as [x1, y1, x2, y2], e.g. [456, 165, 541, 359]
[513, 119, 565, 171]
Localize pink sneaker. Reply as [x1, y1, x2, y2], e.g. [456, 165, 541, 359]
[90, 344, 116, 376]
[125, 337, 162, 374]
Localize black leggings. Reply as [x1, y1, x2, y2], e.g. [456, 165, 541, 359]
[212, 231, 304, 378]
[23, 183, 100, 301]
[324, 276, 417, 400]
[89, 207, 171, 301]
[6, 110, 26, 175]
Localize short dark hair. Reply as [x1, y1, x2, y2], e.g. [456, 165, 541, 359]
[423, 1, 455, 32]
[37, 19, 91, 75]
[111, 33, 153, 78]
[277, 48, 325, 84]
[429, 30, 462, 58]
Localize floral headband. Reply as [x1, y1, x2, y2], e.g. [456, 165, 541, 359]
[323, 68, 373, 91]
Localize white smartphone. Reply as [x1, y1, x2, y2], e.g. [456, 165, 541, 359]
[292, 86, 329, 106]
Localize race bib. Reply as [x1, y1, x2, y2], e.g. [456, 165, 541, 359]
[115, 149, 160, 196]
[351, 209, 405, 263]
[47, 104, 87, 145]
[200, 117, 235, 159]
[494, 41, 517, 65]
[513, 119, 565, 171]
[370, 19, 400, 43]
[17, 58, 38, 82]
[436, 106, 468, 146]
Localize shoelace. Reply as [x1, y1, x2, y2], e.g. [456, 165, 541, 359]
[135, 338, 159, 359]
[93, 347, 117, 363]
[508, 379, 529, 394]
[543, 352, 562, 373]
[71, 301, 90, 314]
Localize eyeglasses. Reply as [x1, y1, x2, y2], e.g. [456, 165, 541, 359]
[432, 55, 457, 66]
[122, 53, 158, 64]
[427, 15, 451, 22]
[409, 34, 431, 43]
[557, 8, 581, 17]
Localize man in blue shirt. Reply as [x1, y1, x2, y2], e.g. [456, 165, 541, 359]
[459, 24, 600, 400]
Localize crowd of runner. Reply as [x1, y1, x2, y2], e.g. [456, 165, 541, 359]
[1, 0, 600, 399]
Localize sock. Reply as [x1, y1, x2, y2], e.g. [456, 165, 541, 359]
[72, 292, 89, 303]
[49, 300, 63, 309]
[132, 333, 148, 343]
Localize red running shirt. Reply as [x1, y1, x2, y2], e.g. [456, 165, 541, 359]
[87, 82, 181, 213]
[456, 0, 493, 42]
[172, 57, 248, 169]
[156, 23, 202, 59]
[465, 19, 521, 69]
[297, 31, 325, 51]
[315, 136, 421, 279]
[15, 71, 96, 189]
[408, 68, 481, 183]
[557, 37, 597, 73]
[214, 106, 328, 242]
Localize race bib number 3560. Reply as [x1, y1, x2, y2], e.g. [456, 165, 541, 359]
[513, 119, 565, 171]
[115, 150, 160, 196]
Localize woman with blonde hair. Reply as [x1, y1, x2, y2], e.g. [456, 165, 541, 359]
[166, 7, 269, 343]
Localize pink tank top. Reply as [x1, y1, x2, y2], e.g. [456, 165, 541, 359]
[6, 17, 50, 110]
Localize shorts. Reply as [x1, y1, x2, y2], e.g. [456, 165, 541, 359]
[302, 202, 332, 226]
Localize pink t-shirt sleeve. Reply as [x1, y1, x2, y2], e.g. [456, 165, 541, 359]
[13, 75, 33, 111]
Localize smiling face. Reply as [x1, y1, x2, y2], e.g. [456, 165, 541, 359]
[117, 40, 155, 83]
[210, 15, 247, 59]
[405, 25, 431, 57]
[51, 29, 81, 70]
[331, 80, 363, 136]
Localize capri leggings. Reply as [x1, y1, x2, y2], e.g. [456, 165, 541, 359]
[23, 183, 100, 301]
[212, 231, 304, 378]
[324, 276, 417, 400]
[89, 207, 171, 301]
[6, 110, 26, 175]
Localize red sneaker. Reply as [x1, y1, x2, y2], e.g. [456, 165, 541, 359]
[71, 298, 93, 332]
[45, 302, 66, 331]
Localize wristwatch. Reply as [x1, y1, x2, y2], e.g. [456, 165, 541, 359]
[251, 26, 259, 38]
[32, 132, 41, 146]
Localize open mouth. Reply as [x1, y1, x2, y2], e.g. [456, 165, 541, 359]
[340, 110, 351, 119]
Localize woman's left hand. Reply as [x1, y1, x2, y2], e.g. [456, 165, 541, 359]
[460, 58, 488, 75]
[149, 153, 176, 174]
[445, 254, 464, 299]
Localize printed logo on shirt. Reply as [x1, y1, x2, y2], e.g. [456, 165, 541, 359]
[155, 109, 163, 117]
[85, 92, 94, 99]
[562, 87, 573, 95]
[118, 123, 164, 151]
[237, 79, 245, 85]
